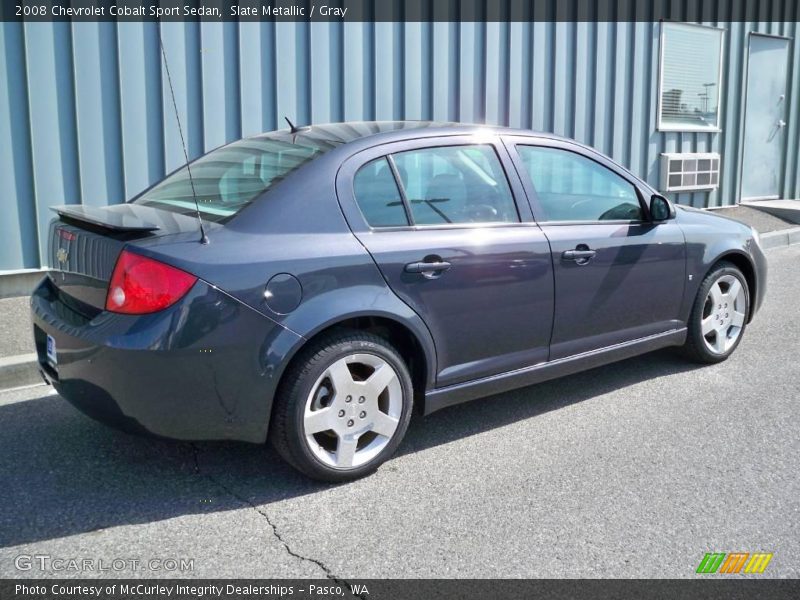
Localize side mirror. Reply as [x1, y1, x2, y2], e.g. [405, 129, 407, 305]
[649, 194, 675, 221]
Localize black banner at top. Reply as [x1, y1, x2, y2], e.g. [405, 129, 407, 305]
[2, 0, 799, 23]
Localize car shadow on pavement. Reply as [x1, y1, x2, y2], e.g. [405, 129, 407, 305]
[403, 348, 700, 455]
[0, 348, 701, 548]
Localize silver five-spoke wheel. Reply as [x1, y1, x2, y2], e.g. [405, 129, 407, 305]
[271, 331, 412, 481]
[701, 274, 747, 355]
[303, 353, 402, 469]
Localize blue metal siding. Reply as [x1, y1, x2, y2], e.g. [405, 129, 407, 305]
[0, 21, 38, 270]
[1, 15, 799, 271]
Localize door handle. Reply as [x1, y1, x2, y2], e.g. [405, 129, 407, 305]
[404, 260, 452, 275]
[562, 248, 596, 264]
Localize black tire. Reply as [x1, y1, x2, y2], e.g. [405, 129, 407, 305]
[269, 330, 414, 482]
[681, 261, 750, 364]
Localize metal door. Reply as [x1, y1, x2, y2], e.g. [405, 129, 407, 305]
[741, 34, 791, 201]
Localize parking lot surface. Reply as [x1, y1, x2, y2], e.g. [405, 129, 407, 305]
[1, 245, 798, 579]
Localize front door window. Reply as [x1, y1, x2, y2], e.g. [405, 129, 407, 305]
[516, 145, 644, 222]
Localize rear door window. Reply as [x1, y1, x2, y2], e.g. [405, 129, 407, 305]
[391, 145, 519, 225]
[352, 158, 409, 227]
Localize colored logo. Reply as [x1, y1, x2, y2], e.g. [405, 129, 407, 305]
[696, 552, 773, 574]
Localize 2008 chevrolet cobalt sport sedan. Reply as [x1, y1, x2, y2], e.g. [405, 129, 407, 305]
[31, 121, 767, 481]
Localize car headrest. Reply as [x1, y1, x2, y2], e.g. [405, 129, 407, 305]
[221, 172, 265, 204]
[426, 173, 466, 206]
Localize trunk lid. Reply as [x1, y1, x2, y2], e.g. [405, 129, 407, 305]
[47, 204, 204, 311]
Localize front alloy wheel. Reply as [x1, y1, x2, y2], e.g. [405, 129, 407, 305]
[270, 331, 413, 482]
[700, 274, 747, 355]
[683, 261, 750, 364]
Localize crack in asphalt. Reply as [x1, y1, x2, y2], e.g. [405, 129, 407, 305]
[188, 444, 365, 598]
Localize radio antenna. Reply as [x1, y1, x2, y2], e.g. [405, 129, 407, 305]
[284, 116, 300, 134]
[158, 29, 208, 244]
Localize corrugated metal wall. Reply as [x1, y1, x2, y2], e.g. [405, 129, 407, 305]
[2, 11, 799, 271]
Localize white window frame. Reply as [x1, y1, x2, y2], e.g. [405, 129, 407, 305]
[657, 21, 726, 133]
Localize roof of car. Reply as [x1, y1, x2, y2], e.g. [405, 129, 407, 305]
[251, 120, 567, 149]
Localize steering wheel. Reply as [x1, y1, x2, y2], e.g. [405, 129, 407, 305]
[568, 198, 595, 215]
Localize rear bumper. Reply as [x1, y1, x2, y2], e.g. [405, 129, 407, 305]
[31, 276, 300, 442]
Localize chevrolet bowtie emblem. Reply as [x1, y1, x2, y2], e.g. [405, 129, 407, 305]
[56, 248, 68, 264]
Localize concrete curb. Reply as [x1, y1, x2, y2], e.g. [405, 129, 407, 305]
[0, 270, 46, 300]
[761, 226, 800, 250]
[0, 353, 41, 391]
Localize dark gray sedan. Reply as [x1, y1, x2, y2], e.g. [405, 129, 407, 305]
[31, 122, 767, 481]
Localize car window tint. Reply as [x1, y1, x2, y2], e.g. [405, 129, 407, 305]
[353, 157, 409, 227]
[517, 146, 643, 222]
[390, 145, 519, 225]
[134, 136, 334, 222]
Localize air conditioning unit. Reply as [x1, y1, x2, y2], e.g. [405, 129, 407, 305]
[661, 152, 720, 192]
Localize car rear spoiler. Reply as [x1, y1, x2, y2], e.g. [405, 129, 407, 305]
[51, 205, 161, 233]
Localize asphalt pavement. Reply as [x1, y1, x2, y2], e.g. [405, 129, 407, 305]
[0, 245, 798, 579]
[0, 296, 32, 358]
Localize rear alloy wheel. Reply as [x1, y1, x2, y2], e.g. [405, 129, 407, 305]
[270, 332, 413, 482]
[682, 262, 750, 363]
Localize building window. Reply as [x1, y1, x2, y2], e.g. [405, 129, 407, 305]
[658, 22, 725, 132]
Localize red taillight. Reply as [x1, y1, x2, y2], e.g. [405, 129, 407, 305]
[105, 250, 197, 314]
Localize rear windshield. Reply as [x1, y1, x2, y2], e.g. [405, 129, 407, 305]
[132, 135, 335, 222]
